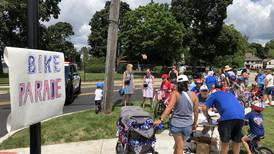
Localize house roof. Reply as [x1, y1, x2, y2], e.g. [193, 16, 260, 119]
[263, 58, 273, 62]
[245, 53, 262, 61]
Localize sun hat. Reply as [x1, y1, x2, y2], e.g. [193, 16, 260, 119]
[224, 65, 232, 72]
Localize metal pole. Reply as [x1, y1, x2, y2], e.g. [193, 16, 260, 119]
[103, 0, 120, 114]
[28, 0, 41, 154]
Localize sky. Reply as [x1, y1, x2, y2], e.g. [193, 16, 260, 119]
[43, 0, 274, 49]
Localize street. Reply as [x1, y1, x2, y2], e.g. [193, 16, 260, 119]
[0, 86, 143, 138]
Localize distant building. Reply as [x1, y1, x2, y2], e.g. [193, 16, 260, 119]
[263, 59, 274, 69]
[244, 53, 263, 69]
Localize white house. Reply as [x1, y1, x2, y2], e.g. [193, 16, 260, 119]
[263, 59, 274, 69]
[244, 53, 263, 69]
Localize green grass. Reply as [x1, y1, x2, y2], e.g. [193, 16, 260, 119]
[1, 104, 273, 152]
[79, 72, 143, 82]
[0, 77, 9, 85]
[80, 72, 123, 82]
[0, 108, 121, 150]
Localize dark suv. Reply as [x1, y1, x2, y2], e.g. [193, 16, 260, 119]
[64, 62, 81, 105]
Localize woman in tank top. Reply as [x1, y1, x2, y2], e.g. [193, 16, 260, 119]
[154, 75, 199, 154]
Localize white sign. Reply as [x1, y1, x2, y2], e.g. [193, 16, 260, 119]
[4, 47, 65, 132]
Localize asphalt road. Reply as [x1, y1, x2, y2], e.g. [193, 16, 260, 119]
[0, 86, 143, 138]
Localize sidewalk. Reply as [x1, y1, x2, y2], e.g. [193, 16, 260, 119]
[0, 130, 175, 154]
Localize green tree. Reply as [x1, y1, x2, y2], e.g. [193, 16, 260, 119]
[120, 3, 185, 65]
[214, 25, 249, 68]
[0, 0, 61, 74]
[41, 22, 76, 61]
[171, 0, 233, 65]
[88, 1, 131, 57]
[250, 43, 266, 59]
[265, 40, 274, 58]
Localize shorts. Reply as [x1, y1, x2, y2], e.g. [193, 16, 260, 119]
[170, 125, 192, 137]
[218, 119, 244, 143]
[265, 86, 273, 95]
[247, 133, 259, 141]
[258, 84, 264, 92]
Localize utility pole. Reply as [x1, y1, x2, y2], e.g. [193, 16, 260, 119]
[28, 0, 41, 154]
[103, 0, 120, 114]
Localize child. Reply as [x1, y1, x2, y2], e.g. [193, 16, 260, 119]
[95, 82, 104, 114]
[242, 100, 265, 154]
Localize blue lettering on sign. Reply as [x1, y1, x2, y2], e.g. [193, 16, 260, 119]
[53, 55, 61, 73]
[44, 55, 52, 73]
[28, 56, 36, 74]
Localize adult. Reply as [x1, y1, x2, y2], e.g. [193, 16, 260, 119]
[154, 75, 199, 154]
[264, 70, 273, 105]
[198, 85, 209, 105]
[122, 64, 135, 106]
[241, 68, 249, 87]
[191, 78, 203, 94]
[202, 84, 245, 154]
[142, 69, 154, 108]
[205, 72, 217, 91]
[255, 69, 265, 92]
[224, 65, 236, 87]
[169, 65, 179, 84]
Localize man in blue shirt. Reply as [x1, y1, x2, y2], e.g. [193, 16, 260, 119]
[202, 84, 245, 154]
[255, 70, 265, 91]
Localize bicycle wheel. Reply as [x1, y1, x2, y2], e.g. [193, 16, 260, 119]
[154, 101, 165, 118]
[257, 147, 273, 154]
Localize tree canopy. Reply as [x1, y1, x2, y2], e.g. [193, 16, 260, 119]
[120, 3, 185, 65]
[250, 43, 267, 59]
[265, 40, 274, 58]
[171, 0, 233, 65]
[41, 22, 76, 61]
[88, 1, 131, 57]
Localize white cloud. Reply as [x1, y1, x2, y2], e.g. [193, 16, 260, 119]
[225, 0, 274, 45]
[43, 0, 170, 50]
[43, 0, 274, 49]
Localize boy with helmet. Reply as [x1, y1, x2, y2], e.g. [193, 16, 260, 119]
[241, 101, 265, 154]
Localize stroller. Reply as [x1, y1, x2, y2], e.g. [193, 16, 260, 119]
[116, 106, 159, 154]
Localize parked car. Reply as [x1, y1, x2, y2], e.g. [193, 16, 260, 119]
[64, 62, 81, 105]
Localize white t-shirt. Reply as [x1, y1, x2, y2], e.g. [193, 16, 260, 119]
[95, 89, 103, 101]
[265, 74, 274, 87]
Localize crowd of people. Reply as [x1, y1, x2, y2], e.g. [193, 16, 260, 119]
[94, 64, 273, 153]
[151, 65, 272, 154]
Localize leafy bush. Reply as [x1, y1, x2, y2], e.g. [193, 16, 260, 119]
[86, 65, 105, 73]
[85, 57, 106, 73]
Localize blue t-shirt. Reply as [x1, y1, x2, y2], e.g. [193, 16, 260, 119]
[205, 76, 217, 90]
[205, 91, 245, 121]
[256, 73, 266, 85]
[191, 86, 200, 93]
[245, 111, 264, 136]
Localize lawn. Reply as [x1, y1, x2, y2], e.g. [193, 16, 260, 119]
[0, 105, 273, 152]
[79, 72, 144, 82]
[0, 77, 9, 85]
[0, 108, 120, 150]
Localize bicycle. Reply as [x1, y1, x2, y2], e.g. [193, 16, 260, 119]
[153, 89, 169, 118]
[247, 136, 273, 154]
